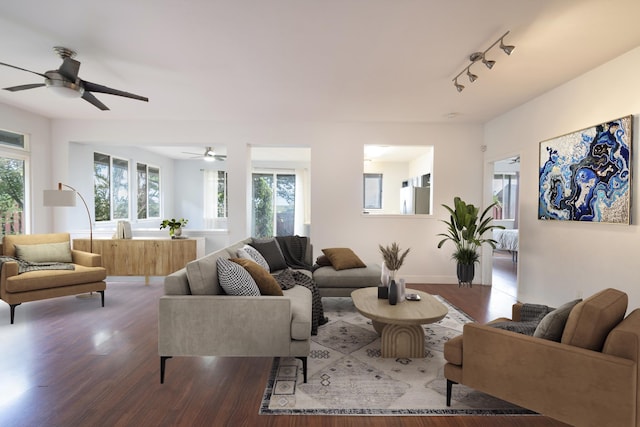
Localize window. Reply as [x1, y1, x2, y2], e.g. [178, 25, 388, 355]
[363, 145, 433, 215]
[252, 172, 296, 237]
[203, 170, 228, 229]
[493, 173, 518, 220]
[363, 173, 383, 210]
[137, 163, 160, 220]
[94, 153, 130, 222]
[0, 129, 27, 236]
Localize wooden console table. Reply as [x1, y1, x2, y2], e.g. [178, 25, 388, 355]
[73, 238, 205, 282]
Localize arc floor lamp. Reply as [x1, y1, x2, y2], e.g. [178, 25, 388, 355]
[43, 182, 93, 253]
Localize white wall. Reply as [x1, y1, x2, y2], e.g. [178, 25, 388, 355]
[484, 46, 640, 310]
[43, 120, 483, 283]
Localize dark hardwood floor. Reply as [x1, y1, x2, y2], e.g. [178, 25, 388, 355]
[0, 274, 568, 427]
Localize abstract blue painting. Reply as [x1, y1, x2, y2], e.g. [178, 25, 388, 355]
[539, 115, 632, 224]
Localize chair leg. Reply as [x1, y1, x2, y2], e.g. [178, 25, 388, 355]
[160, 356, 172, 384]
[446, 379, 457, 406]
[295, 356, 308, 383]
[10, 303, 20, 324]
[98, 290, 105, 307]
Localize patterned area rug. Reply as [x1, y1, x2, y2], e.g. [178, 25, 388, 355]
[260, 295, 537, 416]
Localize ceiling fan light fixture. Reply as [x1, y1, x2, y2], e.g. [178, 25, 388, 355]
[45, 72, 84, 98]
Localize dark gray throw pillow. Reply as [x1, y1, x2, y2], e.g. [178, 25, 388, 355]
[533, 299, 582, 341]
[490, 320, 540, 336]
[250, 238, 288, 272]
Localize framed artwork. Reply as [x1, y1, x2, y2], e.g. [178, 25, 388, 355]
[538, 115, 632, 224]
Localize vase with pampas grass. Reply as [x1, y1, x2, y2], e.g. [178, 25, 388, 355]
[378, 242, 410, 305]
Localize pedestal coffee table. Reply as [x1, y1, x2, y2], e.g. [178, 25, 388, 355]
[351, 287, 448, 358]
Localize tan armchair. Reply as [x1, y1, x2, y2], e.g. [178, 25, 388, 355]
[0, 233, 107, 323]
[444, 288, 640, 427]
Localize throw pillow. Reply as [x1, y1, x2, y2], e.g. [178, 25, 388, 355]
[519, 303, 553, 322]
[321, 248, 366, 270]
[315, 255, 332, 267]
[216, 258, 261, 296]
[534, 299, 582, 341]
[250, 238, 288, 272]
[14, 242, 73, 263]
[490, 320, 540, 336]
[230, 258, 283, 296]
[237, 244, 270, 271]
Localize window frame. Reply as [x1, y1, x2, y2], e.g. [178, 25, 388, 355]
[94, 152, 131, 222]
[0, 128, 29, 236]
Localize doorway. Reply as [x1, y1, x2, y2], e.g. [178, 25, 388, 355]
[492, 156, 519, 297]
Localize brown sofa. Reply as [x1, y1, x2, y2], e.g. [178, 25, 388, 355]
[0, 233, 107, 324]
[444, 288, 640, 427]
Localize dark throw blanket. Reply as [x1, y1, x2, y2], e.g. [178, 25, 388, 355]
[0, 256, 75, 274]
[274, 268, 326, 336]
[275, 235, 313, 271]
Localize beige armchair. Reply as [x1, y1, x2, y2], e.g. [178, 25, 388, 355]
[444, 288, 640, 427]
[0, 233, 107, 323]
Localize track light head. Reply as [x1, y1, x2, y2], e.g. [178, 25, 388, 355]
[482, 58, 496, 69]
[500, 38, 515, 55]
[466, 69, 478, 83]
[454, 78, 465, 92]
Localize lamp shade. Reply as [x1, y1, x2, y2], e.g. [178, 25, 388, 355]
[43, 189, 77, 207]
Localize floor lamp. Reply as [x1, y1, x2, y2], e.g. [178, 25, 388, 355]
[44, 183, 98, 300]
[43, 182, 93, 253]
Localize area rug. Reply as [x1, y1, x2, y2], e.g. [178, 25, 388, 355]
[260, 295, 536, 416]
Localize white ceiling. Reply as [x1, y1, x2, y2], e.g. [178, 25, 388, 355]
[1, 0, 639, 128]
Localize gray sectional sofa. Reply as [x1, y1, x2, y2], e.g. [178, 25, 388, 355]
[158, 237, 380, 384]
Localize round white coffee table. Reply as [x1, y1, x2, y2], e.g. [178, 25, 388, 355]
[351, 287, 448, 358]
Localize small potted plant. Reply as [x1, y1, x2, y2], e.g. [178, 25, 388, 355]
[437, 197, 503, 286]
[160, 218, 189, 238]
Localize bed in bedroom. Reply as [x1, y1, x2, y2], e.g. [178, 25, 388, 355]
[493, 229, 518, 262]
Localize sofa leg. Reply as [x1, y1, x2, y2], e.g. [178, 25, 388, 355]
[98, 290, 105, 307]
[9, 303, 20, 324]
[160, 356, 172, 384]
[446, 379, 457, 406]
[296, 356, 308, 383]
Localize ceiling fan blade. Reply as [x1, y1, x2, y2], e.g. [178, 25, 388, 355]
[4, 83, 46, 92]
[0, 61, 47, 78]
[82, 91, 109, 111]
[58, 57, 81, 81]
[82, 80, 148, 102]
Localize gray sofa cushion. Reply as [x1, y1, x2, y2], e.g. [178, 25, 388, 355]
[313, 264, 381, 289]
[185, 238, 252, 295]
[284, 285, 313, 340]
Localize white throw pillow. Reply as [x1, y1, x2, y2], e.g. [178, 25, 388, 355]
[216, 258, 261, 296]
[237, 244, 270, 272]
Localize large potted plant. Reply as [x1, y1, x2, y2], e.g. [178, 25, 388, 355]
[437, 197, 503, 286]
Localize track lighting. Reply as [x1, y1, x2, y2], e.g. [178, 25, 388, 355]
[452, 30, 515, 92]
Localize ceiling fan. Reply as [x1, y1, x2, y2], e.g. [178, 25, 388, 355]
[182, 147, 227, 162]
[0, 46, 148, 111]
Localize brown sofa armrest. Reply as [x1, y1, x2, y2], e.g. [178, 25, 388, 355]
[1, 260, 19, 279]
[71, 250, 103, 267]
[512, 302, 523, 321]
[462, 323, 636, 427]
